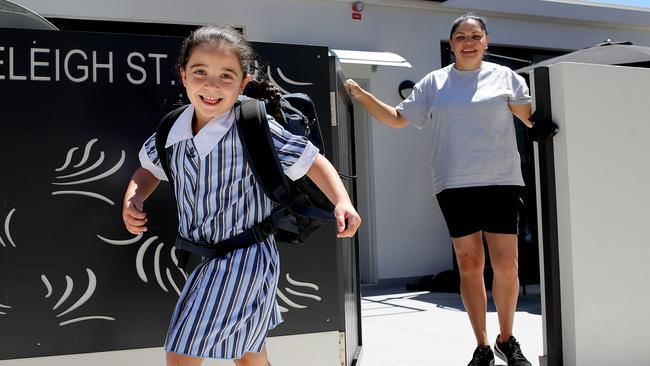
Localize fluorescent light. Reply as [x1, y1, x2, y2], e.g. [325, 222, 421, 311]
[516, 44, 650, 73]
[541, 0, 650, 12]
[331, 49, 412, 68]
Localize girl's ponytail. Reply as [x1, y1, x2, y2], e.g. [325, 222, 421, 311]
[243, 78, 284, 124]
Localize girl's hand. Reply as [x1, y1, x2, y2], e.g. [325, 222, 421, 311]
[122, 196, 148, 234]
[334, 201, 361, 238]
[345, 79, 365, 100]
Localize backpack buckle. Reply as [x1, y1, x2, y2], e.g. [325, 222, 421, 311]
[252, 219, 278, 243]
[260, 220, 278, 236]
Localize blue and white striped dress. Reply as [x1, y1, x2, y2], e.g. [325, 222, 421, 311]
[138, 104, 319, 359]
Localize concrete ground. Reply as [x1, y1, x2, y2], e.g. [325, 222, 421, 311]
[359, 284, 543, 366]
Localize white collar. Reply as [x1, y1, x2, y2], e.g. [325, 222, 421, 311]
[165, 105, 235, 160]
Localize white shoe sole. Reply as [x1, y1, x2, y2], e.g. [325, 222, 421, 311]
[494, 343, 531, 366]
[494, 344, 508, 364]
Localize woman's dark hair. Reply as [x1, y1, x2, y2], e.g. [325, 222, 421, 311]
[449, 13, 488, 38]
[176, 24, 256, 77]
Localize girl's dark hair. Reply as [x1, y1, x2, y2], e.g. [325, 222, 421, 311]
[177, 25, 284, 121]
[243, 76, 284, 123]
[177, 24, 256, 77]
[449, 13, 488, 38]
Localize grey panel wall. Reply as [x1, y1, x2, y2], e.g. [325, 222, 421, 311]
[0, 28, 358, 362]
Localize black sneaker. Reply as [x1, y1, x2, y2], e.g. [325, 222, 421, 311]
[467, 345, 495, 366]
[494, 335, 532, 366]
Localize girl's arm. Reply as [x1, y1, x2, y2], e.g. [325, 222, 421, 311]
[346, 79, 409, 129]
[306, 155, 361, 238]
[122, 167, 161, 234]
[510, 103, 533, 128]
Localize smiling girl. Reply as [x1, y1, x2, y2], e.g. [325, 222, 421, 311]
[123, 25, 360, 366]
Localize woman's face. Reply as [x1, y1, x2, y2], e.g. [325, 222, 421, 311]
[449, 19, 489, 68]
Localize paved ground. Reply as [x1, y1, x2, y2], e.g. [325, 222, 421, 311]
[359, 284, 543, 366]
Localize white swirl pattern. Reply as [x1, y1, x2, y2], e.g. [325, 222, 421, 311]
[41, 275, 53, 298]
[52, 151, 125, 186]
[136, 236, 157, 283]
[41, 269, 115, 326]
[56, 152, 105, 179]
[1, 208, 17, 248]
[266, 65, 290, 94]
[276, 273, 322, 313]
[51, 191, 115, 205]
[96, 233, 143, 245]
[51, 139, 125, 207]
[57, 268, 96, 318]
[276, 67, 313, 86]
[119, 235, 188, 292]
[52, 276, 73, 311]
[59, 316, 115, 326]
[73, 138, 98, 168]
[154, 243, 168, 292]
[55, 147, 79, 171]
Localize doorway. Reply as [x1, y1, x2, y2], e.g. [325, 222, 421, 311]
[441, 41, 570, 288]
[349, 79, 379, 285]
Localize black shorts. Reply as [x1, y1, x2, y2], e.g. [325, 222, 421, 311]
[435, 185, 521, 238]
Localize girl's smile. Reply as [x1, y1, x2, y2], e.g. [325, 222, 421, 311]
[180, 43, 252, 131]
[200, 96, 223, 106]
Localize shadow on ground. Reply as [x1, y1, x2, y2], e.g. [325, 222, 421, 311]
[362, 285, 542, 315]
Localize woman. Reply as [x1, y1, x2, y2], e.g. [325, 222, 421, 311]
[346, 13, 533, 366]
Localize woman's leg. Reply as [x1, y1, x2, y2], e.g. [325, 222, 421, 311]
[166, 352, 204, 366]
[453, 231, 489, 346]
[484, 231, 519, 342]
[233, 346, 271, 366]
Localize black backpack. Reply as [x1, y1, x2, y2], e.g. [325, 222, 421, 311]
[154, 93, 334, 247]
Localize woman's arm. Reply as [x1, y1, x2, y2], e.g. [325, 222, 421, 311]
[306, 155, 361, 238]
[346, 79, 409, 129]
[510, 103, 533, 128]
[122, 167, 161, 234]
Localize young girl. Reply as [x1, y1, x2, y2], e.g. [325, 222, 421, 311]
[122, 25, 361, 366]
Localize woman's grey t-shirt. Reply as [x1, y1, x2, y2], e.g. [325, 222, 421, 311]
[396, 61, 531, 195]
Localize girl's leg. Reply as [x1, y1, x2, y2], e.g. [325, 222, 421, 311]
[166, 352, 204, 366]
[452, 231, 489, 346]
[484, 231, 519, 342]
[233, 346, 271, 366]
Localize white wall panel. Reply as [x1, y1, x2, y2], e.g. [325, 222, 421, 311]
[549, 62, 650, 366]
[14, 0, 650, 280]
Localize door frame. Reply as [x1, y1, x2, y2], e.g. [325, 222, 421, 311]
[350, 78, 378, 285]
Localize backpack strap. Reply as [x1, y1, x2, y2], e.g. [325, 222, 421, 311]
[236, 99, 293, 205]
[282, 93, 325, 152]
[174, 215, 279, 259]
[154, 105, 189, 267]
[236, 99, 333, 221]
[155, 105, 189, 186]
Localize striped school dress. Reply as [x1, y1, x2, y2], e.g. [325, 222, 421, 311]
[139, 104, 319, 359]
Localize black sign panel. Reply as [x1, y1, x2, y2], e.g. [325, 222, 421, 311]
[0, 28, 340, 360]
